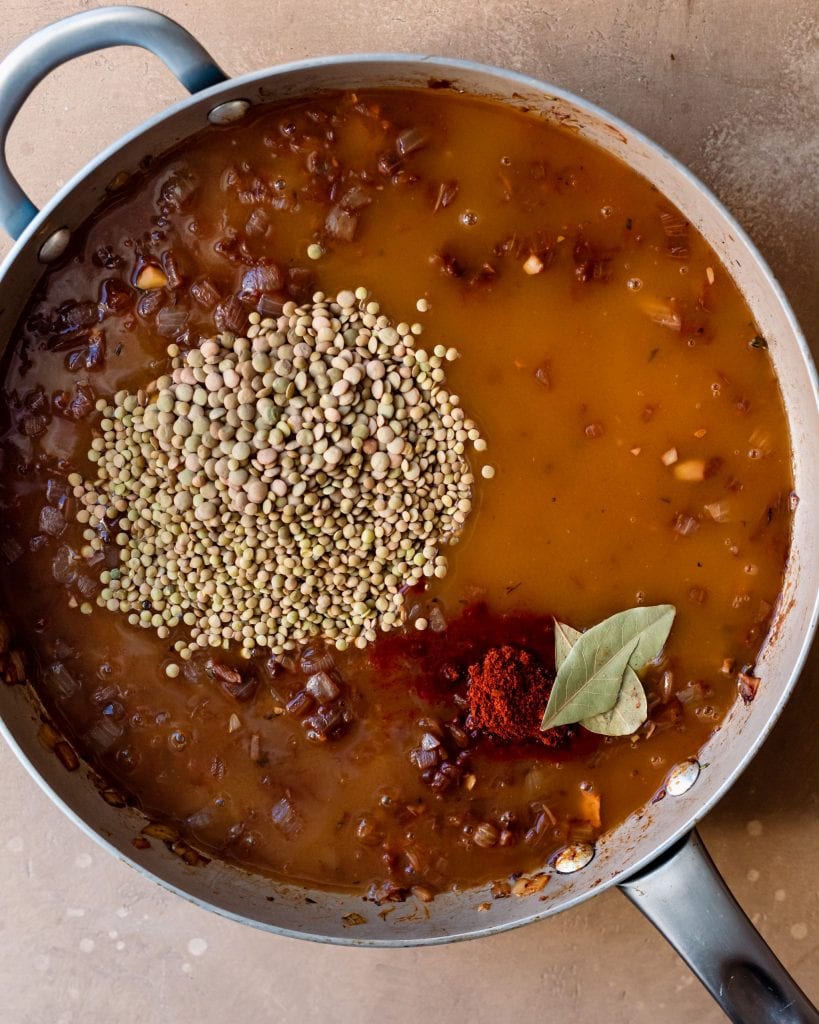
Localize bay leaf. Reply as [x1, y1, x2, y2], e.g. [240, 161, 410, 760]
[616, 604, 676, 672]
[554, 620, 581, 669]
[542, 604, 675, 731]
[541, 635, 639, 729]
[580, 666, 648, 736]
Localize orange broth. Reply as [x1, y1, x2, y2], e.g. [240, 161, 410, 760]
[0, 89, 792, 899]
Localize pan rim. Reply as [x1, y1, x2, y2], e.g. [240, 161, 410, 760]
[1, 50, 817, 946]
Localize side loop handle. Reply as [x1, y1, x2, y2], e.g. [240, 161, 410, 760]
[0, 5, 226, 239]
[619, 830, 818, 1024]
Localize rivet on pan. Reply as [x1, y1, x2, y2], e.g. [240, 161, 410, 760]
[553, 841, 595, 874]
[37, 227, 71, 264]
[208, 99, 251, 125]
[666, 758, 700, 796]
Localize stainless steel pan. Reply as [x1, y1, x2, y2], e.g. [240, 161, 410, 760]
[0, 9, 816, 1022]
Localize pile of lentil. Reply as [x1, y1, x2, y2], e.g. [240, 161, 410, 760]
[70, 289, 489, 657]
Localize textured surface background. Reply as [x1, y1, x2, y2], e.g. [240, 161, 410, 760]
[0, 2, 816, 1021]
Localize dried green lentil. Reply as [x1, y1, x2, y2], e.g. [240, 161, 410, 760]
[71, 290, 488, 655]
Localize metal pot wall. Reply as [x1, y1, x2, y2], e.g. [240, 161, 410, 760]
[0, 8, 816, 1023]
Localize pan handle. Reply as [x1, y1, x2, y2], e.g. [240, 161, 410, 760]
[0, 5, 226, 239]
[619, 829, 818, 1024]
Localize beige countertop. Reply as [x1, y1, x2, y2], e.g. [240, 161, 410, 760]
[0, 1, 816, 1021]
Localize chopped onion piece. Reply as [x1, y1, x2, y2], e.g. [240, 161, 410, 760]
[659, 670, 675, 702]
[155, 306, 189, 338]
[674, 458, 705, 481]
[396, 128, 428, 157]
[300, 645, 335, 674]
[748, 427, 773, 456]
[135, 264, 168, 290]
[578, 790, 601, 828]
[215, 296, 247, 334]
[86, 717, 123, 751]
[325, 206, 358, 241]
[673, 513, 700, 536]
[271, 796, 302, 838]
[339, 184, 373, 210]
[190, 278, 221, 310]
[704, 501, 730, 523]
[644, 299, 682, 330]
[186, 807, 215, 829]
[738, 672, 760, 703]
[677, 680, 709, 705]
[427, 604, 447, 633]
[305, 670, 340, 704]
[241, 262, 283, 297]
[44, 661, 79, 699]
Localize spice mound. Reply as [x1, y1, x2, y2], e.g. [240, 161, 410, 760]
[70, 289, 487, 656]
[467, 645, 577, 748]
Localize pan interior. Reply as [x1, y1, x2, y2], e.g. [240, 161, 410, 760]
[0, 56, 816, 944]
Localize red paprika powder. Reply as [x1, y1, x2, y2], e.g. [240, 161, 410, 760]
[466, 644, 576, 748]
